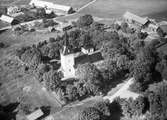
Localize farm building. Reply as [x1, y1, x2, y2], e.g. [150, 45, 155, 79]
[29, 0, 74, 15]
[0, 15, 14, 24]
[142, 23, 159, 33]
[123, 11, 149, 27]
[0, 15, 19, 25]
[26, 109, 44, 120]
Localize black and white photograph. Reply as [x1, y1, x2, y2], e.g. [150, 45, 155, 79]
[0, 0, 167, 120]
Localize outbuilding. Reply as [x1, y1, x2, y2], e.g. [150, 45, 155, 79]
[26, 109, 44, 120]
[0, 15, 14, 24]
[0, 15, 19, 25]
[29, 0, 74, 14]
[123, 11, 149, 27]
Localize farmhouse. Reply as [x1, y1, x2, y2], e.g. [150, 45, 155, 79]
[29, 0, 74, 15]
[123, 11, 149, 27]
[60, 42, 103, 78]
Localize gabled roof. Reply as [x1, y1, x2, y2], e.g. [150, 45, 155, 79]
[0, 15, 14, 23]
[29, 0, 72, 12]
[123, 11, 148, 25]
[26, 109, 44, 120]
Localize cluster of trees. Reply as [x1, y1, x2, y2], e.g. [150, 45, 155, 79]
[78, 101, 111, 120]
[113, 80, 167, 120]
[15, 8, 56, 23]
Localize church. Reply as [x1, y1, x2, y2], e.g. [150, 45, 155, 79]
[60, 37, 103, 79]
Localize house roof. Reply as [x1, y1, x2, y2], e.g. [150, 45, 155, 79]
[29, 0, 72, 12]
[26, 109, 44, 120]
[160, 25, 167, 33]
[123, 11, 148, 25]
[0, 15, 14, 23]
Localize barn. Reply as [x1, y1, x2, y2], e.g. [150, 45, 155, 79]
[123, 11, 149, 27]
[29, 0, 74, 14]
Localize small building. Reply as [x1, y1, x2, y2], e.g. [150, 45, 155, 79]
[123, 11, 149, 27]
[0, 15, 14, 24]
[81, 46, 94, 54]
[142, 23, 159, 34]
[26, 109, 44, 120]
[29, 0, 74, 14]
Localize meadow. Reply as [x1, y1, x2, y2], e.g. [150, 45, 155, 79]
[59, 0, 167, 22]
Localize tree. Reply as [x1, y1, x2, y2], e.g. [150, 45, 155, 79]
[38, 63, 50, 74]
[121, 22, 128, 33]
[117, 55, 130, 70]
[157, 27, 165, 38]
[93, 101, 110, 117]
[120, 96, 148, 119]
[77, 14, 94, 28]
[146, 81, 167, 120]
[43, 70, 62, 91]
[131, 46, 158, 92]
[78, 107, 101, 120]
[66, 85, 78, 101]
[76, 63, 102, 85]
[20, 46, 42, 68]
[162, 67, 167, 80]
[0, 42, 5, 48]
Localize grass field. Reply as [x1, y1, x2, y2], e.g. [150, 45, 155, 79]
[58, 0, 167, 22]
[0, 0, 92, 9]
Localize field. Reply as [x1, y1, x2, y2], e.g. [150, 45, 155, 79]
[58, 0, 167, 22]
[0, 0, 93, 9]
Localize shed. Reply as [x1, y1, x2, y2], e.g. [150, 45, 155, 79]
[29, 0, 74, 14]
[26, 109, 44, 120]
[123, 11, 149, 25]
[81, 45, 94, 54]
[0, 15, 14, 24]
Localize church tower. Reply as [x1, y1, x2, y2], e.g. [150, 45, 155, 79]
[60, 32, 75, 78]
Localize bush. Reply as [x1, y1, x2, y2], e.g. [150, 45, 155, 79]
[0, 42, 5, 48]
[66, 85, 79, 101]
[120, 96, 148, 118]
[93, 101, 110, 117]
[43, 70, 62, 91]
[77, 14, 94, 28]
[146, 81, 167, 119]
[78, 107, 102, 120]
[121, 22, 128, 33]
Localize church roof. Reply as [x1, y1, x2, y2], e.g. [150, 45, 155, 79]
[74, 51, 103, 67]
